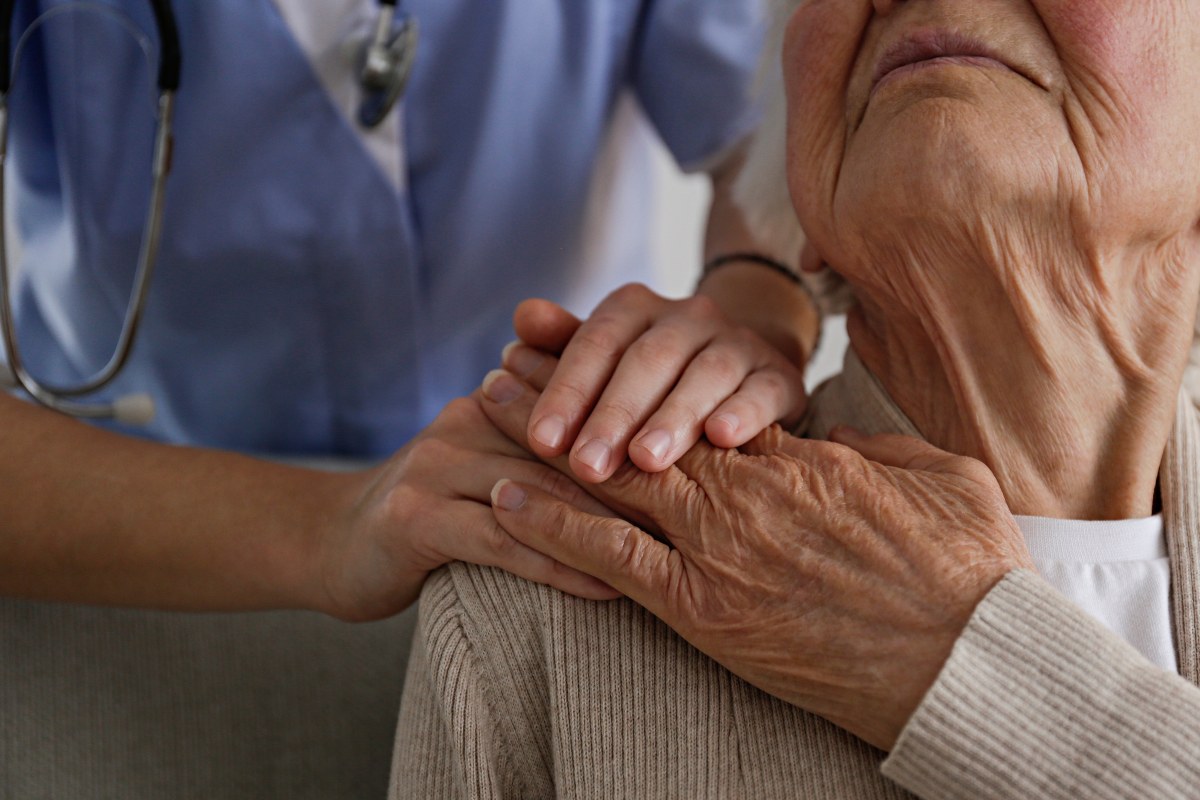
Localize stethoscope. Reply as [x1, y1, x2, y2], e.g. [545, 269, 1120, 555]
[360, 0, 418, 128]
[0, 0, 417, 425]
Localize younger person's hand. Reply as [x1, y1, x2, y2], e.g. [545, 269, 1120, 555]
[503, 284, 807, 483]
[318, 390, 620, 621]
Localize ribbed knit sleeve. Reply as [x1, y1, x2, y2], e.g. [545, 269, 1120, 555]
[881, 569, 1200, 799]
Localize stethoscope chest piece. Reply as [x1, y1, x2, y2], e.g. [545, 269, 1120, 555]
[358, 8, 417, 129]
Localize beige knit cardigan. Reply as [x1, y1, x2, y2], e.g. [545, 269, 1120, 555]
[389, 351, 1200, 799]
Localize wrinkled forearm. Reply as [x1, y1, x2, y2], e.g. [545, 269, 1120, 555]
[883, 569, 1200, 799]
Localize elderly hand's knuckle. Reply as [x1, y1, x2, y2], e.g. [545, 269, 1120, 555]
[959, 457, 996, 483]
[810, 440, 856, 471]
[537, 468, 583, 503]
[605, 460, 649, 495]
[546, 558, 578, 580]
[789, 457, 835, 502]
[482, 522, 520, 558]
[744, 425, 786, 455]
[606, 521, 648, 571]
[553, 504, 590, 546]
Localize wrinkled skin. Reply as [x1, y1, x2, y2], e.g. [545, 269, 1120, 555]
[474, 0, 1200, 751]
[787, 0, 1200, 518]
[480, 361, 1031, 750]
[793, 0, 1200, 276]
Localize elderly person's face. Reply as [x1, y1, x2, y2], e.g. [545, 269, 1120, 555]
[784, 0, 1200, 301]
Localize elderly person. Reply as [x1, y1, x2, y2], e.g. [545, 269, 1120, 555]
[390, 0, 1200, 796]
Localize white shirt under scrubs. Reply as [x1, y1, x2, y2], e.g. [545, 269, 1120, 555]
[1018, 515, 1178, 673]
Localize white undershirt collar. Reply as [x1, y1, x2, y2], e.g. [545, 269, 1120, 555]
[1016, 514, 1177, 674]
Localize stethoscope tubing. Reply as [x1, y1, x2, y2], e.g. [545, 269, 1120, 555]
[0, 0, 406, 424]
[0, 0, 179, 423]
[0, 0, 180, 92]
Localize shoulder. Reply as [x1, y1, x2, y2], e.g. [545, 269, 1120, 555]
[416, 562, 555, 683]
[425, 561, 555, 639]
[407, 563, 562, 795]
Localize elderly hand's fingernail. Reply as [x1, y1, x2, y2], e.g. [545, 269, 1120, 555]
[710, 413, 741, 437]
[501, 340, 545, 378]
[830, 424, 865, 443]
[634, 429, 672, 462]
[575, 439, 611, 475]
[482, 370, 523, 405]
[491, 479, 527, 511]
[531, 415, 567, 450]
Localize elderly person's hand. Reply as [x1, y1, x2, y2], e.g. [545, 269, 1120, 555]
[477, 358, 1034, 750]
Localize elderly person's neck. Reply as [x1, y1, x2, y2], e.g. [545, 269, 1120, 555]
[847, 242, 1200, 521]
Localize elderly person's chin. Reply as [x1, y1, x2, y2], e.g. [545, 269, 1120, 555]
[836, 69, 1071, 252]
[782, 0, 1200, 328]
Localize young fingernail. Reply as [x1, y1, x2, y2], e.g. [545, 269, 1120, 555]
[532, 415, 567, 449]
[574, 439, 611, 475]
[482, 370, 523, 404]
[635, 429, 672, 462]
[710, 413, 741, 437]
[501, 340, 545, 378]
[491, 479, 527, 511]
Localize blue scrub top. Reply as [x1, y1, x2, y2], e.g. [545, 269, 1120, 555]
[7, 0, 763, 457]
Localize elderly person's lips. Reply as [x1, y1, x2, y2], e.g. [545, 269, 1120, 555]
[870, 30, 1013, 98]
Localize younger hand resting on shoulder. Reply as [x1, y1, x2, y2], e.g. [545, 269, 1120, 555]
[502, 282, 809, 483]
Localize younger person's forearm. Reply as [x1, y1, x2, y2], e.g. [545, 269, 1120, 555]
[702, 147, 820, 366]
[0, 393, 354, 613]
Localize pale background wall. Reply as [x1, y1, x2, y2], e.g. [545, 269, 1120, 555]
[646, 137, 849, 393]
